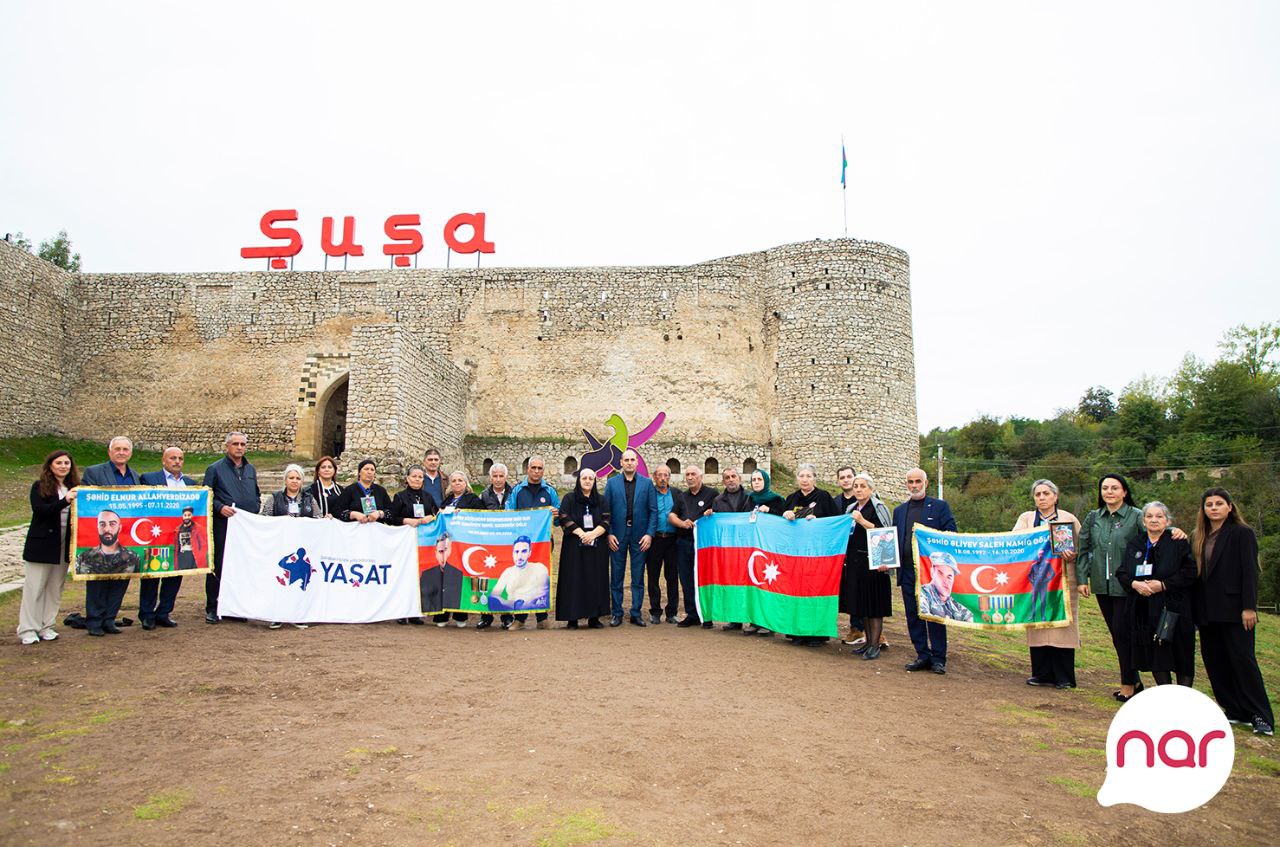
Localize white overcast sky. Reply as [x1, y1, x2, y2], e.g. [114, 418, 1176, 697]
[2, 1, 1277, 432]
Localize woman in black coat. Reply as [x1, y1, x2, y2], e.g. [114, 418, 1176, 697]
[307, 455, 344, 519]
[847, 473, 893, 660]
[1116, 502, 1197, 688]
[782, 463, 838, 520]
[333, 458, 392, 523]
[555, 469, 611, 628]
[389, 465, 440, 527]
[439, 470, 484, 512]
[1193, 487, 1274, 736]
[18, 451, 79, 645]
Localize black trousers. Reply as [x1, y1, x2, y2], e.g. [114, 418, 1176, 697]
[1029, 646, 1077, 687]
[902, 582, 947, 663]
[1096, 594, 1139, 686]
[138, 576, 182, 621]
[433, 612, 469, 623]
[505, 612, 548, 624]
[85, 579, 130, 630]
[1200, 622, 1274, 726]
[676, 536, 698, 621]
[207, 517, 227, 614]
[647, 534, 679, 618]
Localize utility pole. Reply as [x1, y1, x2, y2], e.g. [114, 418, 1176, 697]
[936, 444, 944, 500]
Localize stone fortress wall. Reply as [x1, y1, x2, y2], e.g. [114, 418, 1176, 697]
[0, 237, 918, 499]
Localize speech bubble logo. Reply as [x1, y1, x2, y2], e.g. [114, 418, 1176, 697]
[1097, 685, 1234, 813]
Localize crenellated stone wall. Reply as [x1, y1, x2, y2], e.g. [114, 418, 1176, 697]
[0, 237, 918, 500]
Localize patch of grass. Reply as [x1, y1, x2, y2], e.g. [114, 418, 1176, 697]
[1246, 755, 1280, 776]
[88, 709, 128, 725]
[44, 774, 77, 786]
[344, 745, 398, 775]
[1047, 775, 1098, 799]
[134, 789, 190, 821]
[537, 809, 616, 847]
[1065, 747, 1105, 760]
[0, 762, 10, 773]
[35, 726, 89, 741]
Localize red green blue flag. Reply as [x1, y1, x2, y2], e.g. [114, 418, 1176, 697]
[696, 512, 853, 636]
[841, 139, 848, 188]
[913, 525, 1072, 630]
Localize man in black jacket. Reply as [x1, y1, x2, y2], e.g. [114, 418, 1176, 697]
[201, 432, 260, 623]
[137, 447, 199, 630]
[79, 436, 142, 635]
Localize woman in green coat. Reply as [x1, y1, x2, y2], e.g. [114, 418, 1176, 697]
[1076, 473, 1185, 702]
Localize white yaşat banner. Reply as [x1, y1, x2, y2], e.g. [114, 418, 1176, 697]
[220, 511, 420, 623]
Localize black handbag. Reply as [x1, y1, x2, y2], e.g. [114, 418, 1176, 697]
[1155, 608, 1180, 645]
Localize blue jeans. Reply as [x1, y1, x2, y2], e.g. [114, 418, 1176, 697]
[609, 523, 647, 618]
[901, 580, 947, 663]
[676, 536, 699, 622]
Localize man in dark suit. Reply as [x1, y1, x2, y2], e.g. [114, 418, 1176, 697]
[137, 446, 198, 630]
[79, 436, 143, 635]
[201, 431, 260, 623]
[892, 467, 958, 674]
[603, 448, 658, 627]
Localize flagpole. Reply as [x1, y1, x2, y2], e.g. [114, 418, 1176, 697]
[841, 134, 848, 238]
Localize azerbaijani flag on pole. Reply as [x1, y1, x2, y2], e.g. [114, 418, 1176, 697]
[696, 512, 853, 637]
[913, 525, 1071, 630]
[840, 138, 848, 188]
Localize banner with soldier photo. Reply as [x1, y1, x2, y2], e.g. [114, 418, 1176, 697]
[71, 486, 213, 581]
[417, 509, 554, 616]
[912, 525, 1071, 630]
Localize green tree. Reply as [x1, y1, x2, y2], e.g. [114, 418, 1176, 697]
[37, 229, 81, 272]
[1218, 322, 1280, 381]
[1115, 386, 1167, 453]
[1077, 386, 1115, 422]
[8, 232, 32, 251]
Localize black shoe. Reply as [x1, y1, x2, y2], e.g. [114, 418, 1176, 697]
[723, 622, 743, 631]
[397, 618, 408, 625]
[1055, 682, 1072, 690]
[476, 619, 492, 630]
[141, 618, 156, 631]
[501, 620, 512, 630]
[87, 627, 105, 637]
[931, 662, 946, 675]
[102, 622, 122, 635]
[609, 615, 622, 627]
[862, 645, 881, 660]
[587, 618, 604, 629]
[1253, 717, 1275, 736]
[701, 621, 714, 629]
[676, 617, 700, 628]
[852, 643, 869, 655]
[205, 612, 219, 624]
[906, 657, 932, 672]
[156, 616, 177, 628]
[629, 615, 646, 627]
[408, 617, 424, 625]
[567, 620, 580, 630]
[1026, 677, 1050, 687]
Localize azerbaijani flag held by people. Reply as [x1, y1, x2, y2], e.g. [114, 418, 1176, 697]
[913, 525, 1071, 630]
[696, 512, 853, 637]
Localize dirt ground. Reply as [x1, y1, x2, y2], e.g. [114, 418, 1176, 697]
[0, 579, 1277, 847]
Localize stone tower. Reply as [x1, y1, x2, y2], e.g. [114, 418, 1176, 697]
[763, 239, 918, 498]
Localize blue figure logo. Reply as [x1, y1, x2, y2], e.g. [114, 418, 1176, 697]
[277, 547, 314, 591]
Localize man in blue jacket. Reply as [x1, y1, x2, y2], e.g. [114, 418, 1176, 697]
[201, 431, 261, 623]
[604, 448, 658, 627]
[505, 455, 560, 629]
[892, 467, 958, 674]
[137, 446, 198, 630]
[79, 436, 143, 635]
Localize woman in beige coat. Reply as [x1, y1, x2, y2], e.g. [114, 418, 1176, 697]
[1013, 479, 1080, 689]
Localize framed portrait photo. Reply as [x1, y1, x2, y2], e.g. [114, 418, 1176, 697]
[1049, 521, 1076, 557]
[867, 526, 901, 569]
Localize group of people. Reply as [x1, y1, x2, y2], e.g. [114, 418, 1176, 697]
[15, 434, 1274, 736]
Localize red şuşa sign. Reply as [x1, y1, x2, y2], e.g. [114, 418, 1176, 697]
[241, 209, 495, 268]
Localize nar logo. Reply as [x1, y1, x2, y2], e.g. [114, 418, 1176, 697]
[1097, 684, 1234, 813]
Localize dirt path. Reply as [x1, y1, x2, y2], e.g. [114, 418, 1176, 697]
[0, 586, 1276, 846]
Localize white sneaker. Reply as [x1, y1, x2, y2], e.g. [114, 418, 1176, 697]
[454, 620, 467, 628]
[842, 635, 867, 647]
[436, 621, 448, 627]
[268, 621, 283, 630]
[20, 634, 39, 645]
[39, 629, 58, 641]
[292, 623, 309, 630]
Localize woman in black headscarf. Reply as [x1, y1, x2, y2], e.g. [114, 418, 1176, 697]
[555, 468, 612, 629]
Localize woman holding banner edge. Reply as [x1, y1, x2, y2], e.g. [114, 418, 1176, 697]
[1013, 479, 1080, 689]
